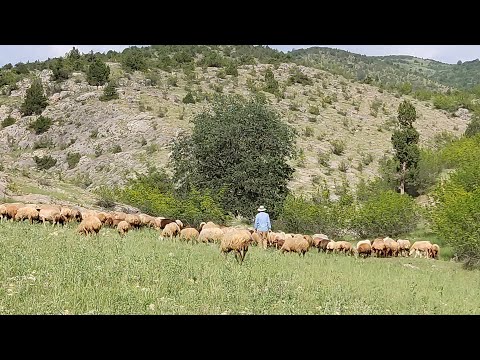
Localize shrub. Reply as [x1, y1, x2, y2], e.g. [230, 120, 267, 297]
[167, 75, 178, 87]
[351, 190, 419, 238]
[465, 113, 480, 138]
[34, 155, 57, 170]
[86, 59, 110, 87]
[182, 92, 195, 104]
[32, 137, 53, 149]
[361, 152, 374, 166]
[304, 126, 314, 137]
[121, 47, 147, 72]
[308, 106, 320, 115]
[338, 160, 349, 172]
[225, 61, 238, 76]
[67, 152, 81, 169]
[94, 185, 116, 210]
[317, 151, 330, 167]
[287, 68, 313, 86]
[330, 139, 346, 155]
[111, 144, 122, 154]
[29, 116, 53, 135]
[21, 78, 48, 116]
[99, 81, 119, 101]
[1, 116, 16, 128]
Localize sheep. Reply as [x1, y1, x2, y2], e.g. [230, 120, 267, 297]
[4, 203, 24, 221]
[312, 234, 329, 241]
[39, 207, 65, 226]
[356, 240, 372, 258]
[336, 241, 354, 255]
[125, 214, 141, 229]
[326, 240, 337, 254]
[251, 231, 262, 246]
[179, 227, 200, 244]
[199, 221, 219, 230]
[175, 219, 184, 230]
[111, 212, 127, 226]
[161, 222, 181, 239]
[280, 234, 310, 257]
[198, 227, 224, 243]
[60, 207, 74, 222]
[77, 216, 102, 236]
[409, 241, 433, 258]
[138, 214, 155, 228]
[117, 220, 132, 237]
[371, 238, 386, 257]
[316, 239, 331, 253]
[154, 217, 176, 230]
[397, 239, 411, 257]
[220, 230, 252, 264]
[272, 231, 286, 249]
[14, 206, 39, 224]
[430, 244, 440, 260]
[383, 237, 399, 257]
[0, 204, 8, 221]
[303, 235, 314, 248]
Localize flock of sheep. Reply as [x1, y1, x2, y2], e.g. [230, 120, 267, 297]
[0, 202, 440, 264]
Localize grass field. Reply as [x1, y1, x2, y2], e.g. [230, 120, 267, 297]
[1, 220, 479, 315]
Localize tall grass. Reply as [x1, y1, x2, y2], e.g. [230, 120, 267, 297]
[0, 221, 479, 314]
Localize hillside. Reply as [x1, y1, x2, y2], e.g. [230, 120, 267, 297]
[0, 45, 472, 205]
[291, 47, 480, 91]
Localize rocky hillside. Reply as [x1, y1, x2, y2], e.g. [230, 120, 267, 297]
[0, 46, 472, 205]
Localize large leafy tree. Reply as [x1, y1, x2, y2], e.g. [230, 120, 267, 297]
[21, 78, 48, 116]
[171, 94, 295, 218]
[391, 100, 420, 195]
[87, 58, 110, 87]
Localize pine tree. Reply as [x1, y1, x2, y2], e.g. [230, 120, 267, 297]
[20, 78, 48, 116]
[264, 68, 279, 94]
[99, 81, 119, 101]
[391, 100, 420, 195]
[50, 58, 70, 82]
[87, 59, 110, 87]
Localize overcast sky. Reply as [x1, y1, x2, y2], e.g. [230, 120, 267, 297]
[1, 45, 479, 66]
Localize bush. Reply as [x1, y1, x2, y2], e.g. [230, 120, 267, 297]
[21, 78, 48, 116]
[1, 116, 16, 128]
[121, 47, 147, 72]
[465, 113, 480, 138]
[361, 152, 374, 166]
[99, 81, 119, 101]
[338, 160, 349, 172]
[86, 59, 110, 87]
[94, 185, 116, 210]
[32, 137, 54, 149]
[67, 152, 81, 169]
[49, 58, 71, 82]
[308, 106, 320, 115]
[111, 144, 122, 154]
[317, 151, 330, 167]
[287, 68, 313, 86]
[225, 61, 238, 76]
[330, 139, 346, 155]
[182, 92, 196, 104]
[34, 155, 57, 170]
[29, 116, 53, 135]
[351, 190, 419, 238]
[304, 126, 314, 137]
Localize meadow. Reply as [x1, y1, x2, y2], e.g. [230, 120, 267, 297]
[1, 221, 479, 315]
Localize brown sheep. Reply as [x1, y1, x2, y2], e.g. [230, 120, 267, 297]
[77, 216, 102, 236]
[316, 239, 331, 253]
[371, 238, 386, 257]
[220, 230, 252, 264]
[60, 207, 74, 222]
[430, 244, 440, 259]
[397, 239, 411, 257]
[4, 203, 24, 221]
[336, 241, 354, 255]
[409, 241, 433, 258]
[356, 240, 372, 258]
[125, 214, 141, 229]
[383, 237, 399, 257]
[0, 204, 7, 221]
[198, 227, 224, 243]
[117, 220, 132, 237]
[199, 221, 219, 230]
[154, 217, 176, 230]
[138, 214, 155, 228]
[161, 222, 181, 239]
[179, 227, 200, 244]
[325, 240, 337, 254]
[303, 235, 314, 248]
[281, 234, 310, 257]
[14, 207, 40, 224]
[111, 212, 127, 226]
[39, 207, 65, 226]
[175, 219, 184, 230]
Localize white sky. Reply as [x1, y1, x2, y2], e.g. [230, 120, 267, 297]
[1, 45, 479, 66]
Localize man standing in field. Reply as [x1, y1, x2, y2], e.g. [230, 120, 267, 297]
[254, 205, 271, 250]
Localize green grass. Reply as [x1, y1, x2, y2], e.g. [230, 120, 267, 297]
[1, 221, 479, 314]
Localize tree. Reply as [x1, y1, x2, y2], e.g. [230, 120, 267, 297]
[464, 112, 480, 138]
[65, 47, 84, 71]
[171, 94, 295, 218]
[86, 59, 110, 87]
[49, 58, 70, 82]
[99, 81, 119, 101]
[391, 100, 420, 195]
[263, 68, 279, 94]
[121, 47, 147, 72]
[20, 78, 48, 116]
